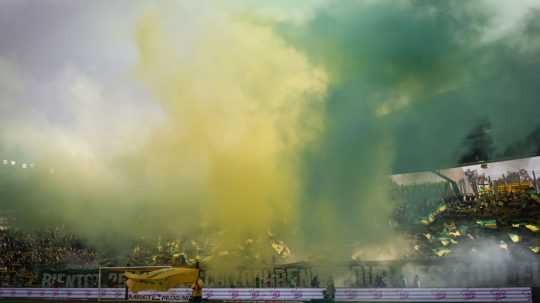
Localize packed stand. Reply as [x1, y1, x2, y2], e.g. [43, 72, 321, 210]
[0, 226, 97, 287]
[392, 170, 540, 259]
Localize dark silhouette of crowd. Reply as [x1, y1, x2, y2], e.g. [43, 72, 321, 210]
[0, 226, 206, 287]
[2, 169, 540, 287]
[0, 226, 97, 286]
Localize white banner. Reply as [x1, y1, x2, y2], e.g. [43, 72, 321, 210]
[203, 288, 325, 301]
[0, 287, 325, 301]
[0, 288, 124, 299]
[335, 288, 532, 302]
[2, 287, 531, 302]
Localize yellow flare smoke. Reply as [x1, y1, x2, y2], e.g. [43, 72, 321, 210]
[135, 7, 327, 265]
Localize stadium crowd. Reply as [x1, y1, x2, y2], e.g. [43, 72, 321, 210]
[391, 170, 540, 258]
[1, 169, 540, 287]
[0, 226, 97, 286]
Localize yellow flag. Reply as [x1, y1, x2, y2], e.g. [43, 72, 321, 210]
[125, 267, 199, 292]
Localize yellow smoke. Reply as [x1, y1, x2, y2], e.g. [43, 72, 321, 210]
[135, 7, 327, 264]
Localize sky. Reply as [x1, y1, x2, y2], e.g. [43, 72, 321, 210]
[1, 0, 540, 262]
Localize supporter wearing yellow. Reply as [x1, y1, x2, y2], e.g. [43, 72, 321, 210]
[191, 278, 204, 303]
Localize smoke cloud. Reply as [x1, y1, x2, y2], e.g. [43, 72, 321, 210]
[276, 0, 540, 256]
[132, 5, 327, 265]
[0, 0, 540, 266]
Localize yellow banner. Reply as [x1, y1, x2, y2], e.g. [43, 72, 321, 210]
[125, 267, 199, 292]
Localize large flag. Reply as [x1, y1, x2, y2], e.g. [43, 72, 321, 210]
[125, 267, 199, 292]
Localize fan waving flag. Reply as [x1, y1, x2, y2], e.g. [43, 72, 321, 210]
[125, 267, 199, 292]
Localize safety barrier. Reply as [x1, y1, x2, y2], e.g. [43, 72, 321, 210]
[128, 288, 325, 301]
[335, 288, 532, 302]
[0, 288, 124, 300]
[0, 287, 533, 302]
[0, 287, 325, 301]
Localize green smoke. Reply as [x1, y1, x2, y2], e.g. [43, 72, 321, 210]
[274, 0, 540, 254]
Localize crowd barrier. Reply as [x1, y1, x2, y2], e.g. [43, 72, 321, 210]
[0, 288, 325, 301]
[335, 288, 532, 302]
[0, 287, 533, 302]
